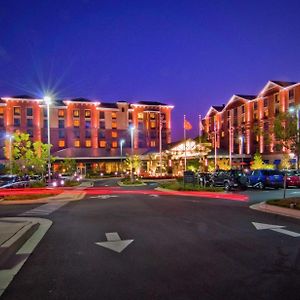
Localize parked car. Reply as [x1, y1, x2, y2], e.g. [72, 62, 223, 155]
[45, 173, 65, 187]
[247, 169, 283, 189]
[209, 170, 248, 191]
[0, 175, 29, 188]
[283, 170, 300, 188]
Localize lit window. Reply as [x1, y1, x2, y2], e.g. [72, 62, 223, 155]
[150, 140, 156, 147]
[99, 140, 106, 148]
[138, 112, 143, 120]
[112, 141, 117, 148]
[73, 110, 80, 117]
[58, 109, 65, 117]
[14, 107, 21, 116]
[59, 140, 65, 147]
[27, 108, 33, 116]
[73, 119, 80, 127]
[150, 121, 156, 129]
[150, 113, 156, 119]
[85, 110, 91, 118]
[112, 121, 117, 129]
[85, 140, 92, 147]
[111, 112, 117, 119]
[112, 131, 117, 138]
[0, 107, 4, 116]
[221, 131, 225, 137]
[74, 140, 80, 147]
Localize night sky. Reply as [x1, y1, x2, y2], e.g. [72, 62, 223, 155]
[1, 0, 300, 140]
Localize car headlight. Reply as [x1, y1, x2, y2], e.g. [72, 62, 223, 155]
[53, 182, 57, 187]
[60, 180, 65, 185]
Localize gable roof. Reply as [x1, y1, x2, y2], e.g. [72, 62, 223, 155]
[133, 101, 168, 106]
[270, 80, 297, 87]
[235, 94, 256, 100]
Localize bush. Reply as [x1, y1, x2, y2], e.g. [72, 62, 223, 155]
[121, 178, 144, 185]
[160, 180, 223, 192]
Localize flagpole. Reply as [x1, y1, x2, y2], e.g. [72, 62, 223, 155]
[184, 115, 187, 171]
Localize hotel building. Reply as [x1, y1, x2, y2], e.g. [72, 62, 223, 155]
[0, 96, 173, 173]
[203, 80, 300, 165]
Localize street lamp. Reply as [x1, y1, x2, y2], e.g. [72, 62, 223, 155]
[289, 106, 299, 169]
[44, 96, 52, 181]
[120, 139, 125, 173]
[129, 125, 135, 182]
[239, 135, 244, 169]
[6, 134, 13, 175]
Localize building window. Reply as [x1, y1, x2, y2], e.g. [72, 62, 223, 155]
[99, 121, 105, 129]
[14, 107, 21, 116]
[59, 120, 65, 128]
[73, 119, 80, 127]
[150, 113, 156, 119]
[59, 130, 65, 138]
[264, 110, 268, 118]
[150, 140, 156, 147]
[58, 109, 65, 118]
[85, 140, 92, 147]
[263, 98, 268, 107]
[289, 89, 295, 100]
[98, 131, 105, 138]
[221, 131, 225, 137]
[43, 119, 48, 128]
[27, 119, 33, 127]
[111, 112, 117, 119]
[128, 112, 132, 120]
[274, 93, 279, 104]
[43, 108, 47, 118]
[112, 121, 117, 129]
[112, 131, 117, 138]
[99, 111, 105, 119]
[0, 118, 4, 127]
[26, 108, 33, 116]
[73, 109, 80, 117]
[85, 109, 91, 118]
[85, 130, 91, 138]
[121, 107, 125, 112]
[112, 141, 117, 148]
[74, 129, 80, 138]
[99, 140, 106, 148]
[253, 102, 258, 110]
[14, 118, 20, 127]
[241, 105, 245, 114]
[150, 121, 156, 129]
[58, 140, 65, 148]
[27, 129, 33, 137]
[74, 140, 80, 147]
[0, 107, 4, 116]
[85, 120, 91, 128]
[138, 112, 143, 120]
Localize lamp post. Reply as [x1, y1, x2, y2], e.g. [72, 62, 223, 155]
[44, 96, 52, 181]
[6, 134, 13, 175]
[120, 139, 125, 173]
[289, 106, 300, 169]
[159, 111, 162, 176]
[130, 125, 135, 182]
[240, 135, 244, 169]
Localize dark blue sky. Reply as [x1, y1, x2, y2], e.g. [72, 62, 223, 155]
[1, 0, 300, 140]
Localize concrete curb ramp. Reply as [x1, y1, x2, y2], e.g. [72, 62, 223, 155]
[250, 202, 300, 220]
[0, 217, 52, 297]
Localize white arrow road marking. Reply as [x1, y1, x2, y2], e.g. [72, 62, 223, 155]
[90, 195, 119, 199]
[252, 222, 300, 237]
[149, 194, 159, 197]
[95, 232, 134, 253]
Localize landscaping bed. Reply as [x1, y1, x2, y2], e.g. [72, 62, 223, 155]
[159, 181, 223, 192]
[1, 194, 52, 201]
[267, 198, 300, 210]
[120, 178, 145, 185]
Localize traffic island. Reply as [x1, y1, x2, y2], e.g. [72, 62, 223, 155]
[250, 199, 300, 220]
[117, 179, 147, 187]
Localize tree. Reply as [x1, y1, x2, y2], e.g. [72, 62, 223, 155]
[218, 158, 231, 171]
[251, 152, 274, 170]
[4, 132, 52, 176]
[58, 159, 77, 174]
[279, 154, 291, 170]
[124, 155, 142, 175]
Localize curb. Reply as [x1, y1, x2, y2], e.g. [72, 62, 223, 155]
[250, 201, 300, 220]
[117, 181, 147, 187]
[0, 221, 39, 267]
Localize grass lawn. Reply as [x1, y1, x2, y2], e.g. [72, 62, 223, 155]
[121, 178, 144, 185]
[267, 198, 300, 210]
[159, 181, 223, 192]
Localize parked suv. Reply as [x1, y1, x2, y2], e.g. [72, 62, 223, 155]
[209, 170, 248, 191]
[247, 169, 283, 189]
[283, 170, 300, 188]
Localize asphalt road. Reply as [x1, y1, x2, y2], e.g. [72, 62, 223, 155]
[1, 180, 300, 300]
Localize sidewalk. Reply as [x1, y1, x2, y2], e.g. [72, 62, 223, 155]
[250, 201, 300, 220]
[0, 181, 91, 205]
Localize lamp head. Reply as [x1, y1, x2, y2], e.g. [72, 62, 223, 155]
[44, 96, 52, 104]
[120, 139, 125, 145]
